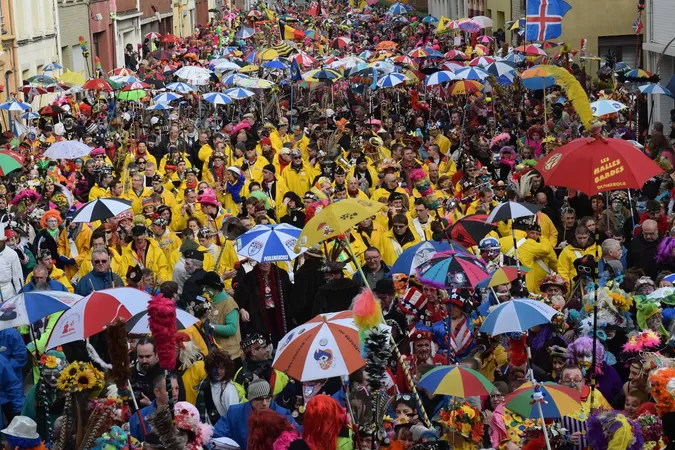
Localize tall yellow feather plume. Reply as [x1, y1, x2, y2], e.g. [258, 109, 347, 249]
[606, 414, 634, 450]
[542, 66, 594, 131]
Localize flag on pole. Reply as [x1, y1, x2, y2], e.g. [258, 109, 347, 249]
[525, 0, 572, 41]
[437, 16, 453, 33]
[633, 14, 643, 34]
[290, 58, 302, 82]
[283, 24, 305, 41]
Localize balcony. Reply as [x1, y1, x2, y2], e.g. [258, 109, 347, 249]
[115, 0, 138, 13]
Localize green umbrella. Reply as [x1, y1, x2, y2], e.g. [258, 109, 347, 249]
[118, 89, 146, 101]
[0, 150, 24, 175]
[106, 78, 125, 90]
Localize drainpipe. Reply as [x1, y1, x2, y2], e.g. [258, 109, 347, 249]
[6, 0, 18, 92]
[52, 0, 63, 67]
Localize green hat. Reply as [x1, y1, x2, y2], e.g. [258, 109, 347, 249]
[636, 299, 662, 331]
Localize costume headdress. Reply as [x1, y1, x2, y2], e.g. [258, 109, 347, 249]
[586, 411, 643, 450]
[567, 336, 604, 376]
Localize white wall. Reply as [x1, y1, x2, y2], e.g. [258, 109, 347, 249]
[643, 0, 675, 125]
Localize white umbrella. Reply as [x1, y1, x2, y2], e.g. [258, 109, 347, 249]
[70, 198, 133, 223]
[175, 66, 212, 81]
[165, 82, 195, 93]
[213, 61, 243, 73]
[126, 308, 199, 334]
[471, 15, 494, 28]
[44, 140, 93, 160]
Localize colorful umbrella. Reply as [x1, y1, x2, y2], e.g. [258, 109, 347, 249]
[480, 299, 558, 335]
[224, 87, 255, 99]
[624, 68, 652, 79]
[514, 45, 547, 56]
[70, 198, 133, 223]
[153, 92, 181, 103]
[447, 80, 484, 95]
[590, 99, 627, 117]
[126, 308, 198, 334]
[477, 266, 530, 288]
[471, 15, 494, 28]
[388, 2, 409, 14]
[469, 56, 495, 67]
[390, 241, 458, 275]
[445, 50, 469, 61]
[82, 78, 113, 92]
[447, 214, 497, 247]
[145, 31, 161, 40]
[505, 382, 581, 419]
[45, 83, 70, 93]
[425, 71, 456, 86]
[0, 150, 24, 175]
[165, 82, 194, 93]
[150, 50, 174, 61]
[0, 291, 81, 331]
[109, 75, 138, 85]
[20, 111, 40, 120]
[408, 47, 430, 58]
[486, 61, 517, 77]
[375, 41, 398, 50]
[417, 251, 489, 289]
[44, 140, 93, 160]
[272, 311, 366, 381]
[292, 51, 316, 67]
[329, 37, 351, 49]
[296, 199, 387, 250]
[458, 19, 482, 33]
[377, 73, 408, 88]
[263, 60, 288, 70]
[302, 68, 342, 82]
[0, 100, 31, 111]
[18, 85, 48, 96]
[418, 364, 495, 397]
[58, 70, 87, 86]
[503, 53, 526, 64]
[43, 63, 64, 72]
[535, 137, 663, 195]
[146, 103, 172, 110]
[47, 288, 151, 349]
[639, 83, 672, 95]
[236, 223, 306, 263]
[39, 104, 65, 116]
[26, 74, 56, 85]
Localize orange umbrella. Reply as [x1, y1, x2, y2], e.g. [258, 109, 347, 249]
[448, 80, 483, 95]
[375, 40, 398, 50]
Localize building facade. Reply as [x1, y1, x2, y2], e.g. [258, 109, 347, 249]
[89, 0, 115, 74]
[0, 0, 18, 99]
[643, 0, 675, 126]
[428, 0, 469, 20]
[139, 0, 173, 43]
[114, 0, 142, 70]
[174, 0, 197, 39]
[58, 0, 90, 74]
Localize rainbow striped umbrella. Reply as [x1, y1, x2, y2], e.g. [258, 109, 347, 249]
[418, 365, 494, 397]
[477, 266, 530, 288]
[505, 382, 581, 419]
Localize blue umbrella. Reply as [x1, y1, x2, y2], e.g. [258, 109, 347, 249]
[236, 223, 306, 262]
[165, 82, 194, 93]
[236, 27, 255, 39]
[263, 60, 289, 70]
[389, 2, 408, 14]
[422, 15, 439, 23]
[224, 87, 255, 99]
[203, 92, 233, 105]
[43, 63, 64, 72]
[479, 298, 558, 336]
[422, 47, 445, 59]
[391, 241, 455, 275]
[152, 92, 181, 103]
[639, 83, 672, 95]
[221, 73, 250, 85]
[0, 100, 31, 111]
[486, 61, 516, 78]
[503, 53, 525, 64]
[425, 70, 456, 86]
[377, 73, 407, 88]
[0, 291, 82, 331]
[416, 251, 489, 289]
[590, 99, 627, 117]
[496, 73, 517, 86]
[146, 103, 173, 110]
[454, 67, 490, 81]
[21, 111, 40, 120]
[521, 76, 555, 90]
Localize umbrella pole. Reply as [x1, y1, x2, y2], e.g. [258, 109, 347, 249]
[341, 379, 363, 450]
[343, 237, 432, 428]
[627, 189, 636, 230]
[511, 227, 521, 276]
[536, 401, 553, 450]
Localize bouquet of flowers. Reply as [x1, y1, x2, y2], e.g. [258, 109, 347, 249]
[56, 361, 105, 393]
[636, 412, 663, 450]
[437, 402, 484, 444]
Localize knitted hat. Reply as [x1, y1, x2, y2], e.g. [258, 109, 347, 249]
[247, 379, 271, 401]
[263, 164, 275, 174]
[141, 197, 154, 208]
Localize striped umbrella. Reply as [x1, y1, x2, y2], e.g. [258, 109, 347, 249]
[480, 299, 558, 336]
[126, 308, 198, 334]
[505, 382, 581, 419]
[236, 224, 306, 263]
[389, 2, 409, 14]
[21, 111, 40, 120]
[203, 92, 233, 105]
[390, 241, 467, 276]
[146, 103, 172, 110]
[445, 50, 469, 61]
[377, 73, 408, 88]
[302, 68, 342, 82]
[448, 80, 484, 95]
[418, 365, 495, 397]
[224, 87, 255, 99]
[624, 68, 652, 79]
[0, 150, 24, 175]
[408, 47, 429, 58]
[292, 51, 316, 67]
[236, 27, 255, 39]
[70, 198, 133, 223]
[152, 92, 181, 103]
[454, 66, 490, 81]
[393, 55, 416, 67]
[417, 251, 489, 289]
[330, 37, 351, 49]
[486, 61, 517, 77]
[19, 85, 48, 96]
[425, 70, 456, 86]
[503, 53, 526, 64]
[514, 44, 546, 56]
[477, 266, 530, 288]
[272, 41, 295, 57]
[639, 83, 672, 95]
[221, 73, 249, 85]
[166, 82, 194, 93]
[109, 75, 139, 84]
[469, 56, 495, 67]
[447, 214, 497, 247]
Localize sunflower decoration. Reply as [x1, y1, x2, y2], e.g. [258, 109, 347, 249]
[437, 402, 484, 444]
[57, 361, 105, 393]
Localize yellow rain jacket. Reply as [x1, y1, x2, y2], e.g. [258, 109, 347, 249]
[380, 230, 421, 267]
[557, 242, 602, 286]
[88, 184, 109, 201]
[234, 156, 271, 184]
[154, 228, 182, 260]
[57, 226, 93, 282]
[281, 162, 316, 196]
[500, 230, 558, 294]
[77, 247, 125, 281]
[120, 239, 171, 284]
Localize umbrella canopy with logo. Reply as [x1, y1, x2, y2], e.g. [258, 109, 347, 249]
[44, 140, 94, 160]
[236, 224, 306, 263]
[0, 291, 82, 331]
[417, 251, 489, 289]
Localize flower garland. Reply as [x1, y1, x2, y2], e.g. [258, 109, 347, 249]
[56, 361, 105, 393]
[636, 412, 662, 450]
[437, 402, 484, 444]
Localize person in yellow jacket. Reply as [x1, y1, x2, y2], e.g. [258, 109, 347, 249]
[158, 146, 192, 173]
[77, 232, 126, 280]
[120, 225, 171, 284]
[127, 174, 152, 214]
[281, 149, 316, 195]
[499, 222, 558, 294]
[150, 217, 182, 260]
[88, 166, 114, 201]
[215, 167, 249, 215]
[557, 225, 602, 286]
[26, 249, 74, 293]
[380, 214, 421, 266]
[497, 211, 558, 247]
[260, 164, 288, 219]
[268, 122, 293, 153]
[371, 174, 412, 210]
[124, 141, 157, 168]
[235, 146, 271, 184]
[411, 200, 434, 240]
[194, 194, 229, 236]
[355, 216, 386, 250]
[57, 215, 93, 283]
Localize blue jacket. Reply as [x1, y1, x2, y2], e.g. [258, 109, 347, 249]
[0, 328, 26, 383]
[212, 401, 299, 449]
[352, 263, 392, 287]
[0, 353, 23, 413]
[23, 279, 67, 292]
[598, 248, 627, 287]
[129, 401, 156, 442]
[75, 270, 124, 296]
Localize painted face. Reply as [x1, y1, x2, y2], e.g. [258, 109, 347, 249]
[611, 199, 623, 212]
[647, 312, 663, 332]
[413, 340, 431, 362]
[624, 396, 642, 418]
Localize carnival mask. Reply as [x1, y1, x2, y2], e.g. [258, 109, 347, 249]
[611, 199, 623, 213]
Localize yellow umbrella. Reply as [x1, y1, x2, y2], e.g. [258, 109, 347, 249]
[404, 70, 419, 84]
[239, 65, 260, 73]
[258, 48, 279, 62]
[58, 70, 86, 86]
[295, 198, 387, 250]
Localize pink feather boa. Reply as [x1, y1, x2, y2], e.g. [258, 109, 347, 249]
[272, 430, 300, 450]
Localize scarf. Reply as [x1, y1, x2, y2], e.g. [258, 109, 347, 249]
[255, 268, 285, 334]
[212, 165, 225, 185]
[490, 403, 508, 448]
[226, 174, 245, 204]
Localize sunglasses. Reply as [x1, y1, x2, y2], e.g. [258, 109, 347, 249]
[137, 161, 146, 164]
[94, 259, 109, 264]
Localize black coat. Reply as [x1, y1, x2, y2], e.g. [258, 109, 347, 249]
[32, 229, 59, 265]
[312, 278, 361, 317]
[235, 266, 293, 342]
[290, 259, 326, 325]
[628, 234, 662, 279]
[179, 268, 207, 309]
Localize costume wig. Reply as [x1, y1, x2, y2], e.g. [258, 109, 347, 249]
[586, 411, 643, 450]
[247, 409, 299, 450]
[656, 236, 675, 263]
[648, 367, 675, 415]
[302, 395, 347, 450]
[39, 209, 62, 229]
[566, 336, 604, 376]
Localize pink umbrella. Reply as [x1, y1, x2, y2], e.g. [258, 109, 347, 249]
[445, 49, 469, 61]
[458, 19, 482, 33]
[477, 35, 494, 44]
[469, 56, 495, 67]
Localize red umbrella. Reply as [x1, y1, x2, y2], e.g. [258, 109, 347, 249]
[535, 137, 663, 195]
[45, 83, 70, 93]
[122, 81, 151, 91]
[39, 104, 65, 116]
[145, 31, 161, 40]
[19, 85, 48, 96]
[330, 37, 351, 49]
[447, 214, 497, 247]
[82, 78, 114, 92]
[160, 33, 179, 44]
[150, 50, 174, 61]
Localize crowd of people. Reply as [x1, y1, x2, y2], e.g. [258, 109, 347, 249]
[0, 1, 672, 450]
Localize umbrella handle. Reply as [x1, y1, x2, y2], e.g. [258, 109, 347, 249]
[536, 401, 552, 450]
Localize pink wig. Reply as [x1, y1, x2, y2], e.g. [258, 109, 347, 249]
[656, 236, 675, 263]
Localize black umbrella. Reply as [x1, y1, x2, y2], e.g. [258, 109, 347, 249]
[71, 198, 133, 223]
